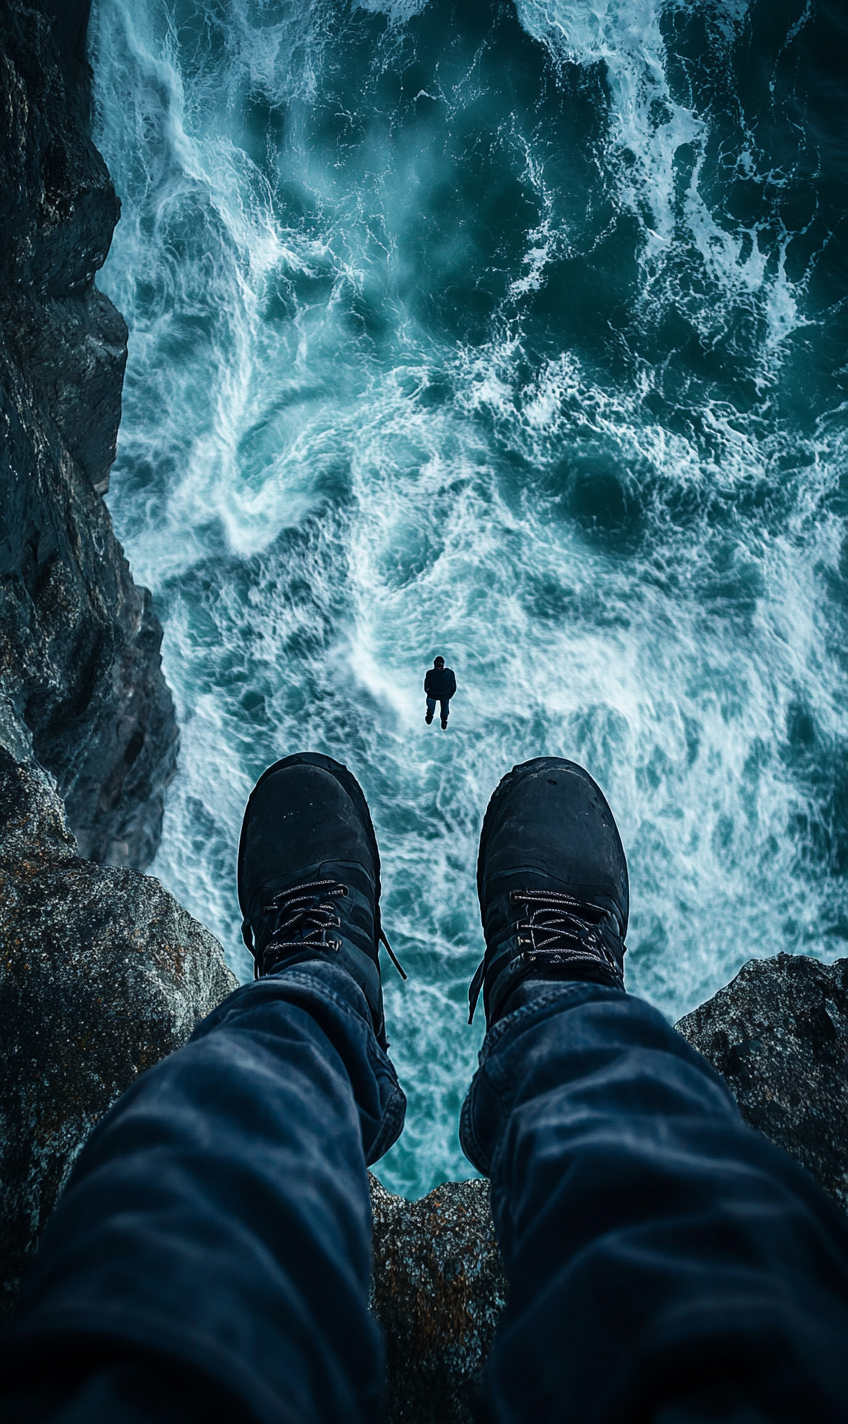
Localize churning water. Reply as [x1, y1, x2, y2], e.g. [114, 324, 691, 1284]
[89, 0, 848, 1197]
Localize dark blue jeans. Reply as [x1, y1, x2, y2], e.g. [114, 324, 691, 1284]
[426, 697, 450, 723]
[3, 964, 848, 1423]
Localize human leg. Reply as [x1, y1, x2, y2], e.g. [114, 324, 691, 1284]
[440, 698, 450, 728]
[463, 981, 848, 1422]
[462, 758, 848, 1423]
[1, 755, 406, 1424]
[426, 697, 436, 724]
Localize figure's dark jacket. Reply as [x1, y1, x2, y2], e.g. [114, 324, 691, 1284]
[424, 666, 456, 699]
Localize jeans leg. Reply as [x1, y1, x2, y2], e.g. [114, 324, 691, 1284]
[440, 699, 449, 723]
[461, 981, 848, 1423]
[1, 961, 406, 1424]
[426, 698, 436, 718]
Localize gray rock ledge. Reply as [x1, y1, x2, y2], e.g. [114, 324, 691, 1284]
[675, 951, 848, 1213]
[0, 725, 238, 1320]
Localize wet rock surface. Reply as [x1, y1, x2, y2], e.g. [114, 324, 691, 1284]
[0, 718, 238, 1321]
[675, 952, 848, 1213]
[0, 0, 177, 869]
[370, 1174, 507, 1424]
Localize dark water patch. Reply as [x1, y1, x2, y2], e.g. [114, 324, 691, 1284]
[555, 449, 646, 551]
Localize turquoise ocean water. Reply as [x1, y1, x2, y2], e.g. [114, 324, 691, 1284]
[89, 0, 848, 1197]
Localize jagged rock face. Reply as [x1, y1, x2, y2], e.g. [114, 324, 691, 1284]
[370, 1174, 507, 1424]
[0, 0, 122, 494]
[0, 0, 178, 868]
[0, 716, 239, 1321]
[0, 0, 213, 1325]
[675, 953, 848, 1214]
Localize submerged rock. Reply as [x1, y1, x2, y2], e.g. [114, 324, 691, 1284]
[0, 719, 238, 1320]
[675, 952, 848, 1213]
[0, 0, 177, 869]
[369, 1174, 507, 1424]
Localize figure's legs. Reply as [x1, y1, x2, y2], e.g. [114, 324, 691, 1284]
[439, 698, 450, 729]
[426, 697, 436, 724]
[1, 755, 406, 1424]
[463, 758, 848, 1423]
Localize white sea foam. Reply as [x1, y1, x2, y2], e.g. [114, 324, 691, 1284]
[90, 0, 848, 1196]
[517, 0, 813, 368]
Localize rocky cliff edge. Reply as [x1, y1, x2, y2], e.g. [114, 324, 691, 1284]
[0, 0, 238, 1328]
[1, 0, 177, 868]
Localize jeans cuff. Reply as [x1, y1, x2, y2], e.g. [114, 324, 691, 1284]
[459, 980, 626, 1176]
[275, 963, 407, 1165]
[203, 960, 407, 1166]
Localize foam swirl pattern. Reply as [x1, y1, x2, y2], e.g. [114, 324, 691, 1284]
[90, 0, 848, 1195]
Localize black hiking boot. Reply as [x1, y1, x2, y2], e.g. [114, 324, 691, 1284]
[441, 718, 448, 730]
[469, 757, 628, 1030]
[238, 752, 395, 1048]
[425, 711, 434, 724]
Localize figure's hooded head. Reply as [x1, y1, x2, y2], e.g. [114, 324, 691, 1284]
[434, 656, 445, 668]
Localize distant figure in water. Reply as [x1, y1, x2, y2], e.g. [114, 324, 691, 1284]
[424, 655, 456, 730]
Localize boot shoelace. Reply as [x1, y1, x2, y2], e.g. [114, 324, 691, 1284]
[257, 879, 345, 977]
[468, 888, 623, 1022]
[253, 878, 407, 981]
